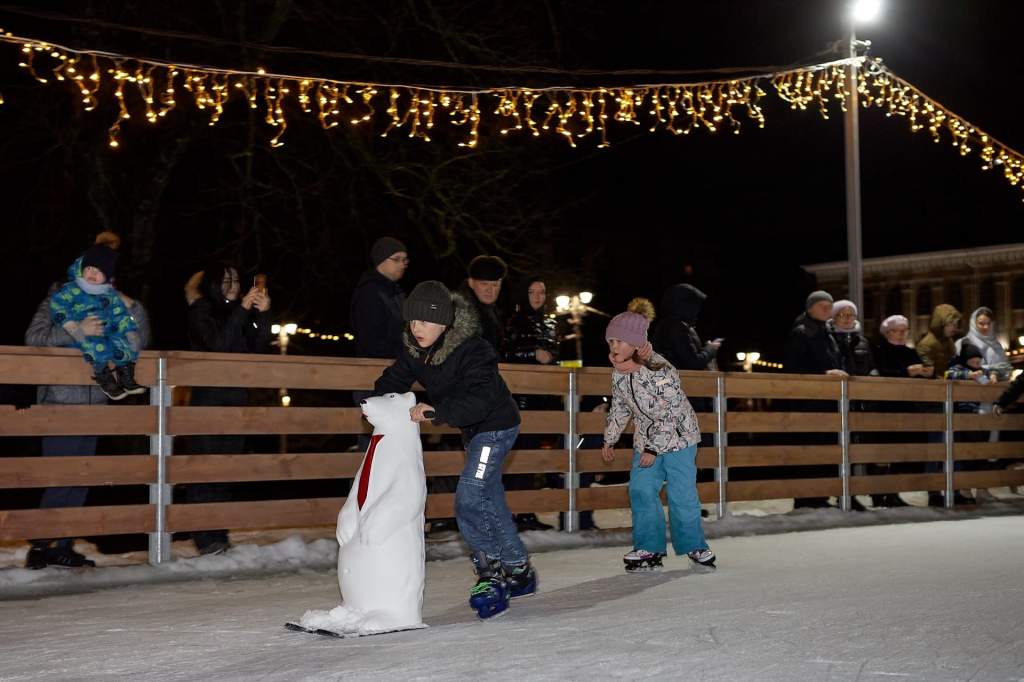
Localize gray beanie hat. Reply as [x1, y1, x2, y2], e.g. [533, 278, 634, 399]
[403, 281, 454, 326]
[371, 236, 407, 266]
[805, 290, 834, 310]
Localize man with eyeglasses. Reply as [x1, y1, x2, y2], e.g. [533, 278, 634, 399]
[350, 237, 409, 360]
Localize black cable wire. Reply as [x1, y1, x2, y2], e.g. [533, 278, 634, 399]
[0, 4, 834, 80]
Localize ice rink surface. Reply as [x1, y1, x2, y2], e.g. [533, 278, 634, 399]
[3, 516, 1023, 681]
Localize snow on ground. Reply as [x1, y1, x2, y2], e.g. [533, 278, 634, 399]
[2, 513, 1024, 680]
[3, 492, 1024, 599]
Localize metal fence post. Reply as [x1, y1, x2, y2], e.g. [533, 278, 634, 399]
[839, 377, 851, 512]
[714, 373, 728, 519]
[564, 370, 580, 533]
[148, 357, 172, 565]
[944, 381, 954, 509]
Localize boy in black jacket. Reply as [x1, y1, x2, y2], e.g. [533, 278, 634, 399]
[373, 280, 533, 619]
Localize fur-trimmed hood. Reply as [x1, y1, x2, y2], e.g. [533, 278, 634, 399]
[402, 291, 481, 365]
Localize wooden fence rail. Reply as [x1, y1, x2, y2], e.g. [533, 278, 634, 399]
[1, 345, 1022, 564]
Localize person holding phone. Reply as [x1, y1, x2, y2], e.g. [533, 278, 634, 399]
[182, 262, 272, 554]
[653, 283, 722, 372]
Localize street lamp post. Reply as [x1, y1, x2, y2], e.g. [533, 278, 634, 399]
[555, 291, 603, 367]
[844, 0, 881, 313]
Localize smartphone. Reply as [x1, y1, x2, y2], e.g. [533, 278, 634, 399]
[254, 273, 267, 294]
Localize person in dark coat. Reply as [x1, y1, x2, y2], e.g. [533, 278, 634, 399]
[828, 300, 876, 377]
[653, 283, 721, 372]
[784, 291, 846, 509]
[373, 281, 534, 616]
[784, 291, 846, 376]
[349, 236, 408, 359]
[873, 315, 933, 379]
[183, 262, 272, 554]
[869, 314, 932, 508]
[503, 276, 559, 531]
[504, 277, 558, 366]
[458, 255, 507, 352]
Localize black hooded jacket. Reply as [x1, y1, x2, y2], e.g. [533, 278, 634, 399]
[374, 292, 520, 440]
[784, 312, 842, 374]
[828, 320, 876, 376]
[653, 284, 717, 371]
[349, 268, 405, 359]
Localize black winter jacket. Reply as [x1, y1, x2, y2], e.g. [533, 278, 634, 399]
[653, 283, 717, 371]
[784, 312, 842, 374]
[349, 269, 405, 359]
[873, 340, 925, 378]
[374, 292, 520, 440]
[996, 372, 1024, 409]
[504, 308, 558, 364]
[458, 281, 505, 352]
[828, 321, 876, 376]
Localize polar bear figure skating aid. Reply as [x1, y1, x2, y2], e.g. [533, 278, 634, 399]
[296, 391, 427, 637]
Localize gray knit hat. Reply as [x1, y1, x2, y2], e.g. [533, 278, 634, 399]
[805, 290, 834, 310]
[370, 236, 407, 266]
[403, 281, 454, 326]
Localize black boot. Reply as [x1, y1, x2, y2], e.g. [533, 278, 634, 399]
[115, 362, 146, 396]
[44, 544, 96, 568]
[93, 366, 126, 401]
[25, 542, 49, 570]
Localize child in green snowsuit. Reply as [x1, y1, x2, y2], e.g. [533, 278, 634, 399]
[49, 245, 143, 400]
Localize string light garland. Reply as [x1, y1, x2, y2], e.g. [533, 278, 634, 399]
[0, 30, 1021, 198]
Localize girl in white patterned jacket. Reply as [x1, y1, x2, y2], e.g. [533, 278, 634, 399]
[601, 311, 716, 572]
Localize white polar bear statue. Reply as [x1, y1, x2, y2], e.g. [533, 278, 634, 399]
[296, 391, 428, 637]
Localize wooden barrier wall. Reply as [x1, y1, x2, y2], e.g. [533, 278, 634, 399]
[1, 345, 1022, 547]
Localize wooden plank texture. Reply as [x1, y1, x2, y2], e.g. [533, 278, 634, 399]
[0, 456, 154, 488]
[0, 405, 156, 436]
[0, 505, 153, 540]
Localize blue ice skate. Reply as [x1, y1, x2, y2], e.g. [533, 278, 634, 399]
[469, 552, 510, 619]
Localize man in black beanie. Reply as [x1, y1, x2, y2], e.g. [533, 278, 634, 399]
[459, 255, 508, 352]
[350, 237, 408, 359]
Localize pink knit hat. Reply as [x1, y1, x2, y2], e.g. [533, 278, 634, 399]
[605, 311, 649, 348]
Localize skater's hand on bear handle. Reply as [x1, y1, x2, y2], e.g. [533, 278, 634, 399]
[410, 403, 435, 423]
[638, 451, 656, 468]
[79, 315, 104, 337]
[601, 444, 615, 463]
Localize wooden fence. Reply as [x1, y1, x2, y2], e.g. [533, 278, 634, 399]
[1, 345, 1022, 564]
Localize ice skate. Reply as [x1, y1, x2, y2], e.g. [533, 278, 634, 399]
[469, 552, 510, 619]
[623, 549, 664, 573]
[687, 547, 716, 571]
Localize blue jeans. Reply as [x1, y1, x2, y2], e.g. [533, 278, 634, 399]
[455, 426, 528, 566]
[629, 444, 708, 556]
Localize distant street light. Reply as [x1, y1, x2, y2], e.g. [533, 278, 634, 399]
[556, 292, 608, 366]
[736, 351, 760, 372]
[843, 0, 882, 314]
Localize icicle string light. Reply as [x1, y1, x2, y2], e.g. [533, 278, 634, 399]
[0, 30, 1021, 198]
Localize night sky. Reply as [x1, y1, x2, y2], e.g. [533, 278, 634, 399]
[1, 1, 1021, 364]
